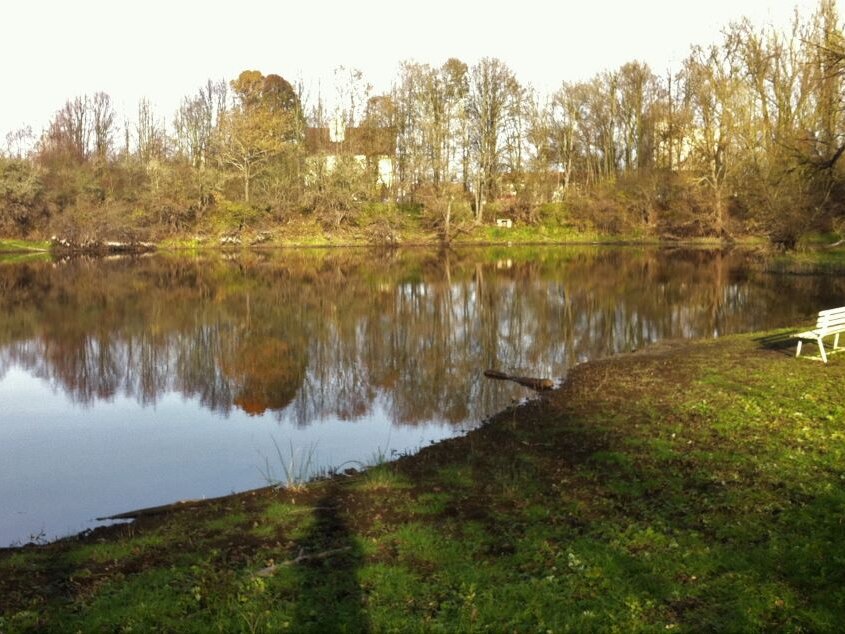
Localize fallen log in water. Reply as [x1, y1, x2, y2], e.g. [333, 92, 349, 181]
[484, 369, 555, 391]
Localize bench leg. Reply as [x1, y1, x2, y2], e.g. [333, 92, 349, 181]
[835, 333, 841, 350]
[818, 337, 828, 363]
[796, 340, 803, 358]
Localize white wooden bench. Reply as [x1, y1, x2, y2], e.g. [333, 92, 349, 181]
[794, 306, 845, 363]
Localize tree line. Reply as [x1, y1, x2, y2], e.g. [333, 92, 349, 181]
[1, 0, 843, 246]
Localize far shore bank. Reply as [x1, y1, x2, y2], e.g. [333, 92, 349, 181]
[1, 232, 729, 255]
[4, 234, 845, 279]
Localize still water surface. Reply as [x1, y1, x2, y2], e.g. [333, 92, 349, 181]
[1, 247, 841, 546]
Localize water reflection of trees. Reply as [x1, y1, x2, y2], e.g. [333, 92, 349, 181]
[0, 249, 841, 428]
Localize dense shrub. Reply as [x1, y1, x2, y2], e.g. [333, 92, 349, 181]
[0, 158, 47, 236]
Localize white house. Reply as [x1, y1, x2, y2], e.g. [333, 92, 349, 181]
[305, 117, 396, 189]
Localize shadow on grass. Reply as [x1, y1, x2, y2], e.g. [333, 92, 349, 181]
[755, 329, 845, 363]
[290, 482, 369, 633]
[753, 330, 799, 356]
[376, 347, 845, 629]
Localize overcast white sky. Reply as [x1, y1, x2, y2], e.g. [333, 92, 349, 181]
[0, 0, 839, 141]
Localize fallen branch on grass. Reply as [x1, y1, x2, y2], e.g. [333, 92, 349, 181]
[255, 546, 353, 577]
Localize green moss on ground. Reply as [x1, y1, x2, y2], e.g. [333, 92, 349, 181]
[2, 330, 845, 631]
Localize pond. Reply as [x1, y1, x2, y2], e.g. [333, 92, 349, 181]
[1, 246, 841, 546]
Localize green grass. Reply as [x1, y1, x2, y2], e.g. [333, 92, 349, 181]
[3, 330, 845, 631]
[0, 238, 50, 253]
[259, 438, 318, 492]
[762, 245, 845, 274]
[60, 534, 165, 566]
[0, 239, 51, 264]
[467, 223, 601, 244]
[3, 221, 760, 260]
[204, 513, 249, 533]
[353, 464, 412, 492]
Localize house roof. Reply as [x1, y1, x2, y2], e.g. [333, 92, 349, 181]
[304, 126, 396, 156]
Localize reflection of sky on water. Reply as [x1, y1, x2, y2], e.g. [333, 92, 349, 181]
[0, 367, 465, 546]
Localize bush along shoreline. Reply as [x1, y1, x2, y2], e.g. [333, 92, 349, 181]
[2, 330, 844, 631]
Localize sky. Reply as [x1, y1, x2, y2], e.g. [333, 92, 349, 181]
[0, 0, 839, 143]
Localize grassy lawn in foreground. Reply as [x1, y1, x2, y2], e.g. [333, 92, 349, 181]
[1, 330, 844, 632]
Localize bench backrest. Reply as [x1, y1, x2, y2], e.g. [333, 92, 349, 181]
[816, 306, 845, 333]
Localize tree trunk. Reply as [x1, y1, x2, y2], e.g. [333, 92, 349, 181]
[443, 197, 452, 243]
[564, 153, 572, 191]
[475, 178, 484, 224]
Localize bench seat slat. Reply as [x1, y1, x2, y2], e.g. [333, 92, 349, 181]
[819, 317, 845, 328]
[818, 307, 845, 316]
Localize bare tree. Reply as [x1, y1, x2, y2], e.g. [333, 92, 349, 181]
[174, 80, 227, 168]
[91, 92, 115, 160]
[334, 66, 371, 128]
[617, 62, 658, 171]
[136, 98, 167, 163]
[41, 96, 92, 162]
[467, 58, 522, 222]
[4, 126, 35, 159]
[549, 84, 581, 193]
[682, 44, 743, 236]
